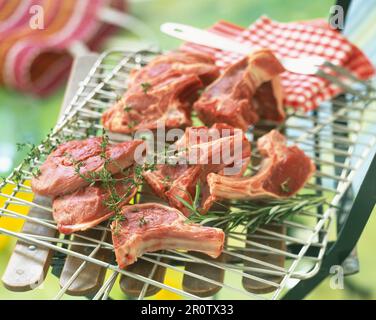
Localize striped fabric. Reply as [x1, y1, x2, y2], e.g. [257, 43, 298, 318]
[0, 0, 126, 96]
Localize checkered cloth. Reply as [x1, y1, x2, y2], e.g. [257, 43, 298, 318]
[181, 16, 375, 111]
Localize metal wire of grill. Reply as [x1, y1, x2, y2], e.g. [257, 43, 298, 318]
[0, 50, 375, 300]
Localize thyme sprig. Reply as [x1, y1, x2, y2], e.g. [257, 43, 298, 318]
[67, 131, 130, 234]
[7, 118, 98, 187]
[67, 130, 158, 235]
[123, 104, 132, 112]
[14, 131, 60, 182]
[141, 82, 151, 94]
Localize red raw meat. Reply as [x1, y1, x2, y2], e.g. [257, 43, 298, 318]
[207, 130, 315, 199]
[102, 71, 202, 134]
[31, 137, 143, 197]
[129, 51, 219, 87]
[143, 123, 251, 216]
[194, 49, 285, 131]
[52, 171, 137, 234]
[111, 203, 225, 268]
[102, 51, 219, 134]
[253, 80, 284, 123]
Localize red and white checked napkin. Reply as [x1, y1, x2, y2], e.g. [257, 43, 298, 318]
[181, 16, 375, 111]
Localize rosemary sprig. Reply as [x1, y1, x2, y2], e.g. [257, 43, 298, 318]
[178, 191, 326, 233]
[175, 182, 202, 215]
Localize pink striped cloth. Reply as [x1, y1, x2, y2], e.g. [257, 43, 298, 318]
[0, 0, 125, 96]
[181, 16, 375, 111]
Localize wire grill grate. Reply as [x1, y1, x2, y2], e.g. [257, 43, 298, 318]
[0, 50, 375, 300]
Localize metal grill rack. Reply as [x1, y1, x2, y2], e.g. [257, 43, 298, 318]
[0, 50, 375, 300]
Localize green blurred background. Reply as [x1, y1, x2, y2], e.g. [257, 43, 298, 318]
[0, 0, 375, 299]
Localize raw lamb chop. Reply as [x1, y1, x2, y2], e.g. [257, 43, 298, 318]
[207, 130, 315, 199]
[102, 71, 202, 134]
[53, 171, 137, 234]
[111, 203, 225, 268]
[193, 49, 285, 131]
[102, 51, 219, 134]
[143, 123, 251, 216]
[31, 137, 143, 197]
[128, 51, 219, 87]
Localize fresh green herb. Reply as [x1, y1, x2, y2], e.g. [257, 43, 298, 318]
[134, 162, 156, 183]
[111, 214, 127, 236]
[141, 82, 151, 94]
[162, 145, 189, 167]
[197, 89, 204, 97]
[100, 131, 109, 159]
[127, 120, 139, 129]
[17, 143, 41, 160]
[12, 170, 23, 184]
[65, 131, 160, 235]
[16, 142, 32, 152]
[31, 167, 41, 178]
[192, 182, 201, 211]
[123, 104, 132, 112]
[178, 193, 326, 233]
[175, 182, 202, 216]
[14, 128, 65, 185]
[85, 125, 97, 137]
[66, 131, 134, 235]
[162, 175, 171, 185]
[13, 118, 98, 186]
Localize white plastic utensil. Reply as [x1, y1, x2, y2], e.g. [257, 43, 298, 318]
[160, 22, 326, 75]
